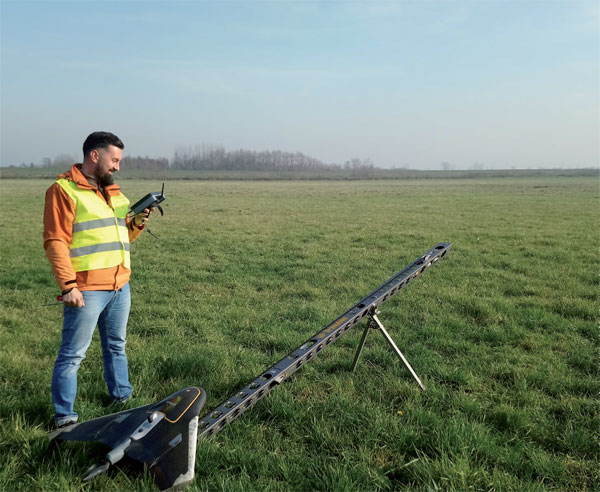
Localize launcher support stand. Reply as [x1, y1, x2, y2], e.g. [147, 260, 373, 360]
[351, 308, 425, 391]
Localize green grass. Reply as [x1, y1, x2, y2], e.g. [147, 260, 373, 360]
[0, 177, 598, 491]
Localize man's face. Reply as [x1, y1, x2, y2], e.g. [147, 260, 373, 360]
[91, 145, 122, 186]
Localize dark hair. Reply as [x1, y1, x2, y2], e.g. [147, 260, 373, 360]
[82, 131, 124, 157]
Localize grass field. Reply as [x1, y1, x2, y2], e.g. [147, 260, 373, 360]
[0, 177, 598, 491]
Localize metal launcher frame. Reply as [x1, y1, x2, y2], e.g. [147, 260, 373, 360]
[197, 243, 451, 439]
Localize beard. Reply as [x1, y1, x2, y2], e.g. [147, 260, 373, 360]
[98, 172, 115, 187]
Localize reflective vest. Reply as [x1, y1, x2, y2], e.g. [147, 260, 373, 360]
[57, 178, 131, 272]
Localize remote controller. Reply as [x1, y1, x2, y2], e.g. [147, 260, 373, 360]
[130, 183, 165, 216]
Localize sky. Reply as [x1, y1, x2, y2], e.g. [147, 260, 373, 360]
[1, 0, 598, 169]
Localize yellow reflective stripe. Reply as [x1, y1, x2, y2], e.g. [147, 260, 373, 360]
[70, 242, 131, 258]
[73, 217, 126, 233]
[70, 250, 130, 271]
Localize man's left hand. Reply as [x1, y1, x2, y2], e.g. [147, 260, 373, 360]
[133, 207, 155, 228]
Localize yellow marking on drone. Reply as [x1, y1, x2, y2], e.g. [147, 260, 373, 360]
[165, 387, 202, 423]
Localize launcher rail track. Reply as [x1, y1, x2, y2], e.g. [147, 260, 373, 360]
[197, 242, 451, 438]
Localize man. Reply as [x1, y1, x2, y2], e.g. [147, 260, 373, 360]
[44, 131, 153, 427]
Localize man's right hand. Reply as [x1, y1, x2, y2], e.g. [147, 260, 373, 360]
[63, 288, 85, 307]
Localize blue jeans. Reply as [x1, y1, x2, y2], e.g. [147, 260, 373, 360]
[52, 283, 132, 425]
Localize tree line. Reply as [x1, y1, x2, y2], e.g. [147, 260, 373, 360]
[172, 145, 335, 171]
[122, 155, 169, 169]
[33, 145, 375, 174]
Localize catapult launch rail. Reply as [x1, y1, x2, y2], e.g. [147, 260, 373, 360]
[197, 242, 452, 438]
[50, 243, 452, 491]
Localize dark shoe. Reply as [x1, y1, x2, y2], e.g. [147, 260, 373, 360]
[54, 417, 77, 429]
[110, 393, 133, 406]
[49, 419, 78, 441]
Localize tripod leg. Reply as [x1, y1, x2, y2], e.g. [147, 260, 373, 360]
[351, 322, 372, 371]
[371, 315, 425, 390]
